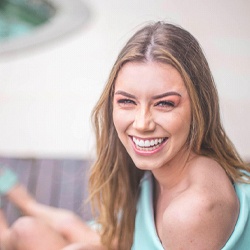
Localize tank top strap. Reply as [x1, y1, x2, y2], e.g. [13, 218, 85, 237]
[132, 171, 164, 250]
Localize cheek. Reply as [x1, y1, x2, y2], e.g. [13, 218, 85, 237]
[113, 107, 135, 132]
[112, 109, 120, 132]
[112, 108, 127, 136]
[159, 111, 191, 137]
[174, 114, 191, 139]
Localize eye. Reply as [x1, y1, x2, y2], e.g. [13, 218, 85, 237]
[117, 98, 136, 106]
[155, 100, 175, 108]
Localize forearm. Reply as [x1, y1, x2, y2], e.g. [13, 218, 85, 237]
[61, 242, 107, 250]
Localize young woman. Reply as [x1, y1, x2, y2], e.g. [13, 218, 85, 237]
[1, 21, 250, 250]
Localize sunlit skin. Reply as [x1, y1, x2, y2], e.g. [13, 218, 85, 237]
[112, 61, 239, 249]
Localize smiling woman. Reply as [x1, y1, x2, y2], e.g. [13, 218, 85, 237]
[0, 21, 250, 250]
[89, 21, 250, 250]
[0, 0, 89, 56]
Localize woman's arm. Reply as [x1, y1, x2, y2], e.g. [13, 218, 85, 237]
[161, 187, 239, 250]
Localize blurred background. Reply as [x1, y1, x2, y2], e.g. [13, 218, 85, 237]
[0, 0, 250, 161]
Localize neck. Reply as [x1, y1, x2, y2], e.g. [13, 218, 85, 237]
[152, 149, 196, 193]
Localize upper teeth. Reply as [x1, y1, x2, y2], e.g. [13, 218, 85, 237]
[132, 137, 164, 147]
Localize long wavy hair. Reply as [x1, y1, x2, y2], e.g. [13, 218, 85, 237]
[89, 21, 250, 249]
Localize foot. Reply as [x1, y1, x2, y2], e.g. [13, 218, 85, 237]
[0, 166, 18, 196]
[0, 166, 35, 216]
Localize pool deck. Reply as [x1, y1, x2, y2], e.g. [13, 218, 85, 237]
[0, 157, 92, 224]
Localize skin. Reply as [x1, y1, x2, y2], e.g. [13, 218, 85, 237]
[0, 185, 105, 250]
[113, 61, 239, 249]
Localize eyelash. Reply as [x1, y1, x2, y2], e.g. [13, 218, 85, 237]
[116, 99, 176, 109]
[155, 100, 175, 107]
[117, 99, 136, 105]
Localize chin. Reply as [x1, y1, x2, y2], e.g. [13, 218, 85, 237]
[132, 159, 160, 171]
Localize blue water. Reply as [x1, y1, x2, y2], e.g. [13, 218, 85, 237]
[0, 12, 35, 40]
[0, 1, 55, 41]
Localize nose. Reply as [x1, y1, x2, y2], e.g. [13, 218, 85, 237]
[133, 107, 155, 132]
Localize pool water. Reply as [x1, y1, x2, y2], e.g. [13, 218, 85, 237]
[0, 0, 55, 41]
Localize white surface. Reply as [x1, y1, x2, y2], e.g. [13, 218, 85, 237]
[0, 0, 249, 159]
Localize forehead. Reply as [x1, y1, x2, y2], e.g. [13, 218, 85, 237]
[115, 61, 187, 95]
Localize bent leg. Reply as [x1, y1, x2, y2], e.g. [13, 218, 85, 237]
[2, 169, 98, 245]
[0, 209, 9, 248]
[0, 210, 8, 231]
[1, 216, 68, 250]
[7, 185, 98, 244]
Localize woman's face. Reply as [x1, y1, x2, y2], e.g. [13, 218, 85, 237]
[112, 61, 192, 171]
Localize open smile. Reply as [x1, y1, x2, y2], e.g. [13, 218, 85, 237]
[131, 136, 168, 152]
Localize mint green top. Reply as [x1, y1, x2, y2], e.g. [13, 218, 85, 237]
[132, 172, 250, 250]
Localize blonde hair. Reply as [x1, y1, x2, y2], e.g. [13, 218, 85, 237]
[89, 21, 250, 249]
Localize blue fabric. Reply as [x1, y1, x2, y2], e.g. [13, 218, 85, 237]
[132, 172, 164, 250]
[222, 181, 250, 249]
[132, 172, 250, 250]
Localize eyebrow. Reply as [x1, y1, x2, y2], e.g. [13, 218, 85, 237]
[114, 90, 181, 99]
[152, 91, 181, 99]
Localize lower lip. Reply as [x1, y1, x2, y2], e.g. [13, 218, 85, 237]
[131, 138, 168, 156]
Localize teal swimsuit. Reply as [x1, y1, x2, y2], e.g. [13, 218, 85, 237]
[132, 172, 250, 250]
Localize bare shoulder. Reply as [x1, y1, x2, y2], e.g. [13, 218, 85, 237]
[162, 156, 239, 250]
